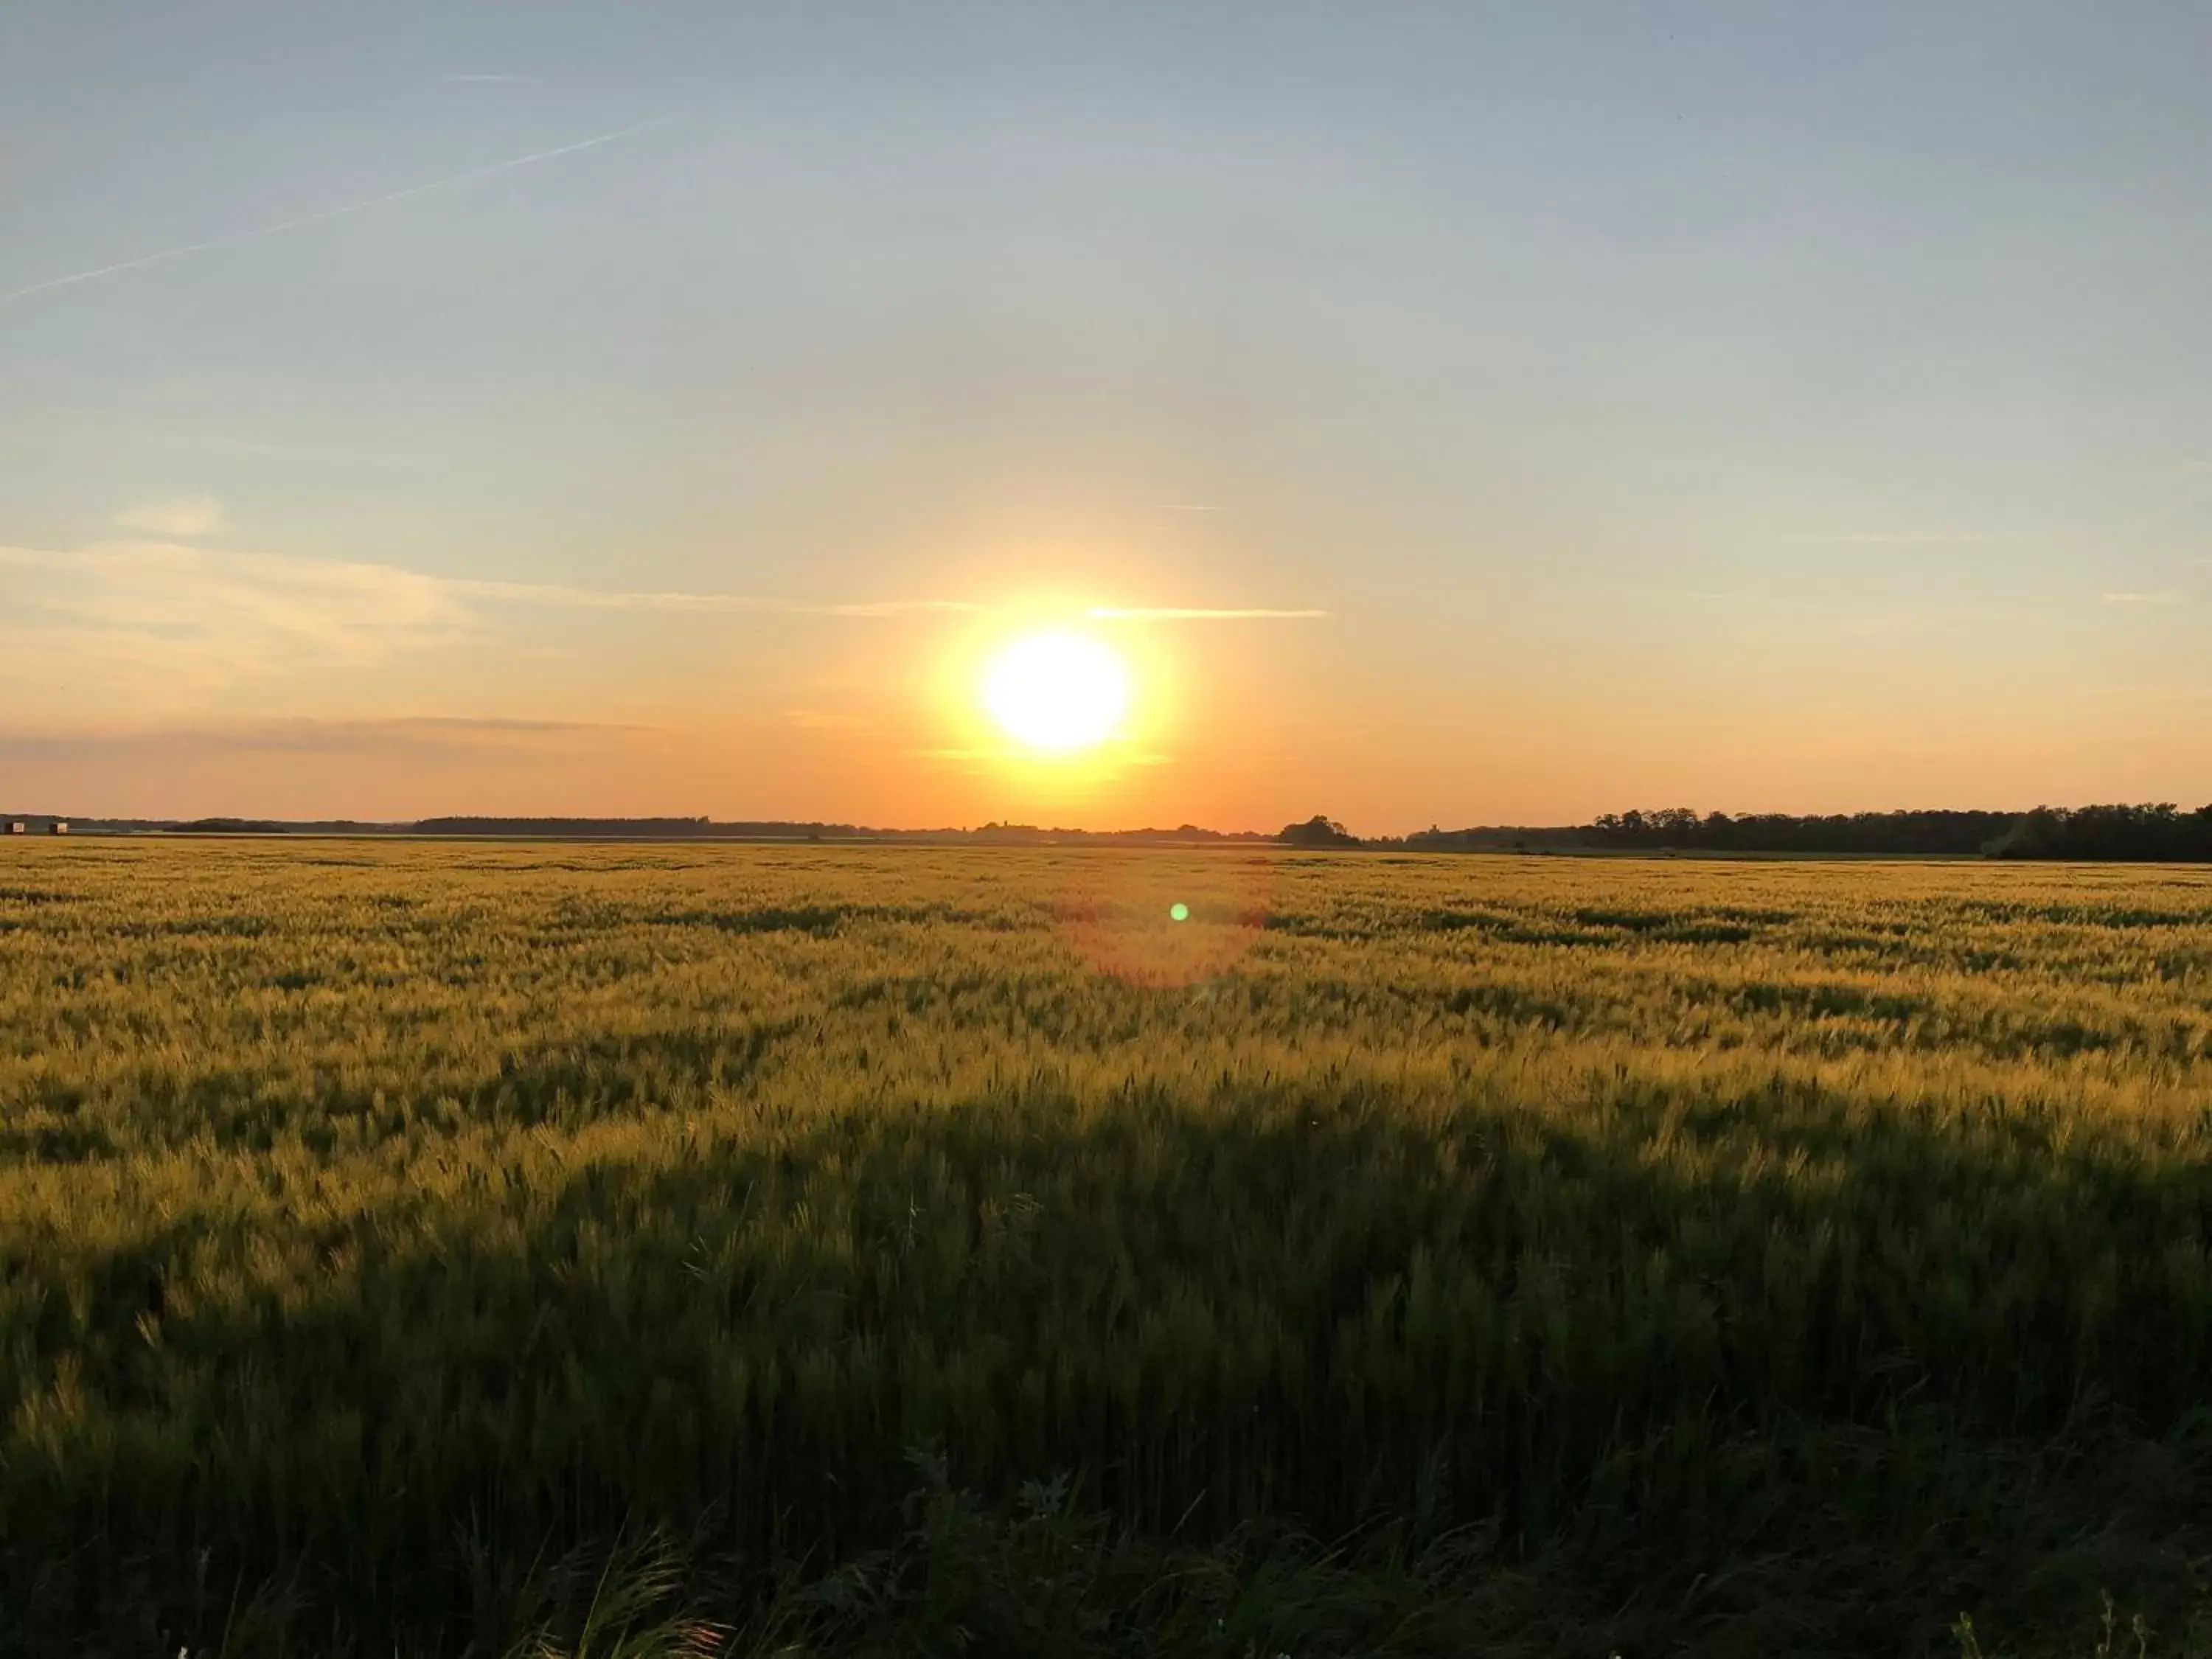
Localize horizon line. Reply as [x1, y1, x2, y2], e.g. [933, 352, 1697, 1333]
[9, 801, 2209, 842]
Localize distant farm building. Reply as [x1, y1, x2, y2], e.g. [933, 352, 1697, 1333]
[49, 821, 69, 835]
[5, 821, 22, 835]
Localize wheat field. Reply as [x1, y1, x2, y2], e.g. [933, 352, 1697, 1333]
[7, 838, 2212, 1656]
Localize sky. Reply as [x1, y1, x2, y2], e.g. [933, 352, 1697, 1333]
[3, 1, 2209, 832]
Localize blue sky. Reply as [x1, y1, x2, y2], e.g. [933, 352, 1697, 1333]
[3, 3, 2208, 828]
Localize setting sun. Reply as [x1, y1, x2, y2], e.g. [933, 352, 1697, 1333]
[983, 630, 1130, 754]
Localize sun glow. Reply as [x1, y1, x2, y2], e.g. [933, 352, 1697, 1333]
[983, 630, 1130, 753]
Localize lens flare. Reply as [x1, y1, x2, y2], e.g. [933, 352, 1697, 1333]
[1056, 854, 1277, 987]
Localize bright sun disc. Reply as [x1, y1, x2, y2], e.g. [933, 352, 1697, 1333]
[984, 631, 1130, 753]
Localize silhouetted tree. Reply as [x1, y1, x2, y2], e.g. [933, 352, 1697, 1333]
[1279, 815, 1360, 849]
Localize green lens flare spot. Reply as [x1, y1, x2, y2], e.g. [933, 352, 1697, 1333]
[1169, 902, 1190, 922]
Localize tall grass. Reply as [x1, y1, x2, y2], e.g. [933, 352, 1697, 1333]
[6, 841, 2212, 1654]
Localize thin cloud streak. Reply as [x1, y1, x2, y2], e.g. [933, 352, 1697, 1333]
[0, 541, 472, 694]
[433, 580, 1323, 622]
[0, 539, 1332, 715]
[0, 544, 984, 723]
[116, 496, 224, 536]
[4, 541, 1320, 628]
[444, 576, 978, 616]
[0, 116, 672, 306]
[2101, 590, 2188, 605]
[0, 543, 975, 621]
[367, 714, 651, 732]
[1792, 530, 2033, 546]
[1627, 582, 2068, 637]
[1087, 606, 1330, 621]
[1634, 585, 1831, 611]
[0, 716, 653, 757]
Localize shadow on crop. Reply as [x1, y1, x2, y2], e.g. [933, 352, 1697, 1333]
[12, 1077, 2212, 1656]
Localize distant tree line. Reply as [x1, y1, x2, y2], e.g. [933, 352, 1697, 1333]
[970, 822, 1273, 846]
[399, 818, 1273, 845]
[22, 803, 2212, 860]
[411, 817, 872, 839]
[1395, 808, 2014, 855]
[1983, 804, 2212, 861]
[408, 818, 1273, 844]
[1379, 804, 2212, 861]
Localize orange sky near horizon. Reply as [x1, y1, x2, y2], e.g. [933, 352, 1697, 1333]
[4, 545, 2206, 834]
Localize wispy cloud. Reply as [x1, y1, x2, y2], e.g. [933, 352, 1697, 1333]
[0, 539, 1330, 720]
[1641, 586, 1832, 611]
[0, 715, 648, 758]
[137, 428, 428, 467]
[170, 714, 649, 750]
[0, 541, 471, 696]
[1792, 530, 2032, 546]
[2183, 460, 2212, 474]
[445, 575, 977, 617]
[2101, 590, 2188, 605]
[0, 116, 672, 307]
[1087, 606, 1329, 621]
[0, 539, 1001, 709]
[116, 496, 223, 537]
[359, 714, 647, 734]
[1630, 582, 2065, 639]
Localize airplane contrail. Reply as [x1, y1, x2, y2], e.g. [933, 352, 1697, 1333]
[0, 116, 672, 307]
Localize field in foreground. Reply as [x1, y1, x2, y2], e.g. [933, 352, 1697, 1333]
[7, 840, 2212, 1657]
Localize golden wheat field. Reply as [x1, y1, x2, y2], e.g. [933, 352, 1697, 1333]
[7, 838, 2212, 1657]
